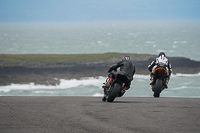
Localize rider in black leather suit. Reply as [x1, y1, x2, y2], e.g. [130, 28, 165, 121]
[102, 56, 135, 92]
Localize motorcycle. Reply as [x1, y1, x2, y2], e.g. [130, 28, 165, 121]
[151, 65, 169, 97]
[102, 73, 128, 102]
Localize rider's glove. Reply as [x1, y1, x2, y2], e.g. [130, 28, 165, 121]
[148, 67, 152, 72]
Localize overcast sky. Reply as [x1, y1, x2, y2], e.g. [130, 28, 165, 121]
[0, 0, 200, 24]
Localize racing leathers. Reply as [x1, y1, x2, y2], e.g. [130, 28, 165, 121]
[103, 59, 135, 91]
[148, 55, 172, 88]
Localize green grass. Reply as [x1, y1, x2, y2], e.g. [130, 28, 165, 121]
[0, 52, 155, 65]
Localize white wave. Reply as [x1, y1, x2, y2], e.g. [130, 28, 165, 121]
[0, 74, 199, 95]
[0, 83, 57, 93]
[59, 77, 104, 89]
[0, 74, 198, 88]
[145, 41, 155, 44]
[93, 93, 103, 97]
[172, 45, 177, 48]
[170, 86, 188, 90]
[34, 90, 55, 94]
[172, 73, 200, 77]
[174, 41, 179, 44]
[134, 74, 149, 79]
[0, 77, 106, 93]
[180, 41, 187, 43]
[97, 41, 102, 43]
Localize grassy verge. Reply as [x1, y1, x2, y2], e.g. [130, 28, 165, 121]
[0, 52, 155, 65]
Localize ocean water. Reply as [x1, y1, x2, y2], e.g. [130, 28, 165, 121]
[0, 74, 200, 98]
[0, 23, 200, 97]
[0, 23, 200, 60]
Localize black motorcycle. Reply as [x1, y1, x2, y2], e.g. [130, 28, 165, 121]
[102, 74, 128, 102]
[151, 66, 168, 97]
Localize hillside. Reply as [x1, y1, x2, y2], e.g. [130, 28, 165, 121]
[0, 53, 200, 86]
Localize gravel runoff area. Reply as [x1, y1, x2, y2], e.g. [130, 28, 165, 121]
[0, 96, 200, 133]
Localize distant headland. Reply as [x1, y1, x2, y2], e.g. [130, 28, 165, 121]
[0, 53, 200, 86]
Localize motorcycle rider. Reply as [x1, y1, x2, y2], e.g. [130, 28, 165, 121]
[148, 52, 172, 88]
[102, 56, 135, 97]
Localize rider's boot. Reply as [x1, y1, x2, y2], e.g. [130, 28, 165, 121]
[163, 78, 169, 88]
[150, 76, 156, 85]
[102, 89, 107, 101]
[102, 96, 106, 101]
[118, 86, 127, 97]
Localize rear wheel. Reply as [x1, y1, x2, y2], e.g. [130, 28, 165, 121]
[107, 83, 121, 102]
[154, 79, 162, 97]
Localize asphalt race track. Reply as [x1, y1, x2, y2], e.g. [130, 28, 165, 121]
[0, 96, 200, 133]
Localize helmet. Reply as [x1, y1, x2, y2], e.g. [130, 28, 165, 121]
[158, 52, 166, 57]
[122, 56, 130, 61]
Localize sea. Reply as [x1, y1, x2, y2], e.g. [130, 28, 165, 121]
[0, 22, 200, 97]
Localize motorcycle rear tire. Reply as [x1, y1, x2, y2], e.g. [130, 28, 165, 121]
[107, 83, 121, 102]
[154, 79, 162, 97]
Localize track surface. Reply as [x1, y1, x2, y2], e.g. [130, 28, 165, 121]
[0, 97, 200, 133]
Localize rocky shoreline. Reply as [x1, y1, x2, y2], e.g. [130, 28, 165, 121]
[0, 53, 200, 86]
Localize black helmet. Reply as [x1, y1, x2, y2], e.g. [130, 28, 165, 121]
[122, 56, 130, 61]
[158, 52, 166, 57]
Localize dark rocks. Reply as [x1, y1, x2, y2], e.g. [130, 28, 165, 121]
[0, 54, 200, 86]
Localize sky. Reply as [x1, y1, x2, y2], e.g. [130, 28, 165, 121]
[0, 0, 200, 24]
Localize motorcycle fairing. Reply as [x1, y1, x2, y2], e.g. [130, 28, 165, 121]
[153, 67, 168, 76]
